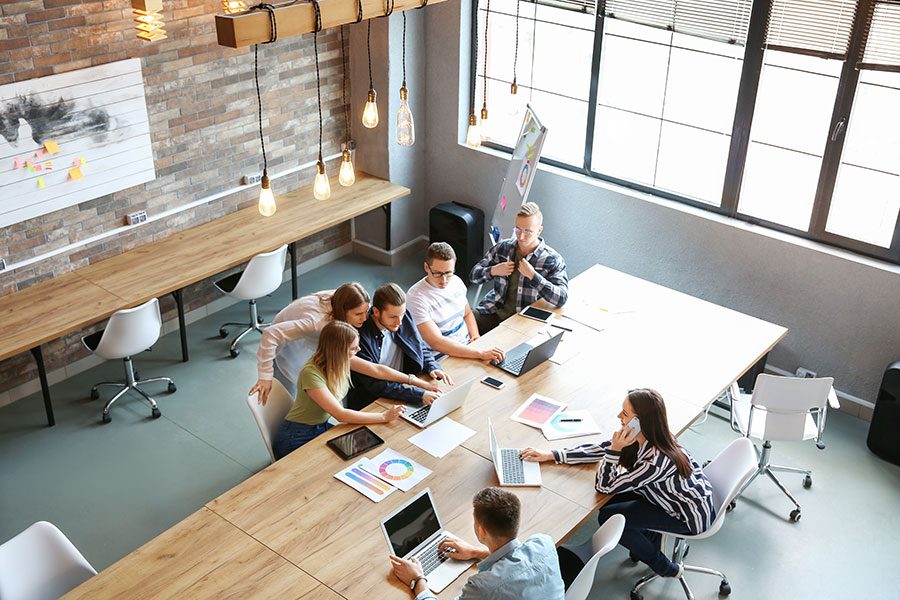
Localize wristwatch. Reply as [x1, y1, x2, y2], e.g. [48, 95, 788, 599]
[407, 373, 414, 385]
[410, 576, 427, 591]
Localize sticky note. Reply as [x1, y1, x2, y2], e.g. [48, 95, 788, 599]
[72, 159, 80, 167]
[44, 161, 53, 171]
[34, 149, 44, 159]
[79, 156, 86, 166]
[34, 163, 42, 171]
[500, 195, 507, 210]
[14, 157, 23, 170]
[27, 161, 35, 173]
[69, 166, 84, 181]
[44, 140, 60, 154]
[37, 176, 45, 189]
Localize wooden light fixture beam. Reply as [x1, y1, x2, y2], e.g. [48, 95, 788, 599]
[216, 0, 448, 48]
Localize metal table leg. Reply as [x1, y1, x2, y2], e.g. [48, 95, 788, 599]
[381, 203, 392, 250]
[288, 241, 298, 300]
[171, 289, 189, 362]
[30, 345, 54, 427]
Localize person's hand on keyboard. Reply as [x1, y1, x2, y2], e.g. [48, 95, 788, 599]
[478, 347, 505, 363]
[438, 535, 489, 561]
[422, 391, 442, 406]
[381, 404, 406, 423]
[389, 554, 425, 587]
[519, 447, 555, 462]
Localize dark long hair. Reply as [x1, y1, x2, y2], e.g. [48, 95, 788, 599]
[619, 388, 692, 478]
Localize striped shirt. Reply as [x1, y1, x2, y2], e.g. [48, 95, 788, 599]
[553, 440, 715, 534]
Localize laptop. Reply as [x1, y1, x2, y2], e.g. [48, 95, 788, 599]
[488, 418, 541, 487]
[491, 331, 564, 377]
[401, 379, 476, 428]
[380, 488, 474, 593]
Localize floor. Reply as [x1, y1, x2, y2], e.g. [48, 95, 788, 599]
[1, 253, 898, 599]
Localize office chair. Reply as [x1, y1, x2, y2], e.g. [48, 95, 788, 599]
[215, 244, 288, 358]
[631, 437, 756, 600]
[729, 373, 838, 522]
[0, 521, 97, 600]
[246, 379, 294, 464]
[564, 514, 625, 600]
[82, 298, 176, 423]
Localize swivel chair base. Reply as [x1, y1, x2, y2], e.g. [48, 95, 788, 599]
[630, 538, 731, 600]
[218, 299, 270, 358]
[91, 356, 176, 423]
[738, 440, 811, 522]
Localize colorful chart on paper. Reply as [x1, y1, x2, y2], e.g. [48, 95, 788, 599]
[334, 458, 397, 502]
[362, 448, 432, 492]
[510, 394, 566, 429]
[541, 410, 603, 441]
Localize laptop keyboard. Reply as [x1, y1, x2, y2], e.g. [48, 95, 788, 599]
[501, 448, 526, 484]
[408, 405, 431, 424]
[499, 354, 527, 373]
[414, 538, 449, 576]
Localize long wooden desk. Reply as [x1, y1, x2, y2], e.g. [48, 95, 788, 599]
[65, 264, 787, 598]
[0, 174, 408, 426]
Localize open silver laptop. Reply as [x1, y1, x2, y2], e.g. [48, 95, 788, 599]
[380, 488, 473, 593]
[401, 379, 475, 428]
[488, 418, 541, 486]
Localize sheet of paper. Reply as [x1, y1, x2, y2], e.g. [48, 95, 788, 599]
[335, 458, 398, 502]
[69, 167, 84, 181]
[44, 139, 60, 154]
[541, 410, 603, 441]
[409, 417, 476, 458]
[548, 337, 578, 365]
[510, 394, 566, 429]
[361, 448, 433, 492]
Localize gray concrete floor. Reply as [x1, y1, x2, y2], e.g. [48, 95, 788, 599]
[1, 253, 898, 599]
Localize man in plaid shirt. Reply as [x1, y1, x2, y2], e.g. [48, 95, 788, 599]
[469, 202, 568, 333]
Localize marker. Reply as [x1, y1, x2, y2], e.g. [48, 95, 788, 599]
[559, 418, 582, 423]
[550, 323, 573, 332]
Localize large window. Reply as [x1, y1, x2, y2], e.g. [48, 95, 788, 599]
[472, 0, 900, 263]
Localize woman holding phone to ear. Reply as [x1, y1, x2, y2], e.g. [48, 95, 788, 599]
[519, 388, 715, 579]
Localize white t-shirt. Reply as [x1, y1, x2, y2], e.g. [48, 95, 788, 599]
[406, 275, 470, 348]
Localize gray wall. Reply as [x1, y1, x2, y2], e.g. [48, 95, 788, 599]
[413, 0, 900, 404]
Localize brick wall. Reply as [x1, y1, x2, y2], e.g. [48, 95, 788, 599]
[0, 0, 352, 394]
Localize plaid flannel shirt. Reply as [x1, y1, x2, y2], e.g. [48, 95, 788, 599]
[469, 237, 568, 315]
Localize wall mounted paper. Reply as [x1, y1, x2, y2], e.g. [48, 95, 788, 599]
[334, 458, 397, 502]
[43, 139, 59, 154]
[541, 410, 603, 441]
[409, 417, 476, 458]
[510, 394, 566, 429]
[361, 448, 432, 492]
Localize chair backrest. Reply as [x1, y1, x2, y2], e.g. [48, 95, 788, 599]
[246, 379, 294, 463]
[0, 521, 96, 600]
[564, 514, 625, 600]
[700, 438, 757, 537]
[750, 374, 834, 442]
[92, 298, 162, 359]
[230, 244, 288, 300]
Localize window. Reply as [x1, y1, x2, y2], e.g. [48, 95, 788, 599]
[471, 0, 900, 264]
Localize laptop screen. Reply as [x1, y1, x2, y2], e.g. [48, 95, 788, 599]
[384, 492, 442, 557]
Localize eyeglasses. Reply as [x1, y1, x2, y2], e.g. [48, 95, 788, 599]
[514, 227, 536, 236]
[427, 266, 454, 279]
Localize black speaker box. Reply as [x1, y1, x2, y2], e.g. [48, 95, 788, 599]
[429, 202, 484, 281]
[867, 361, 900, 466]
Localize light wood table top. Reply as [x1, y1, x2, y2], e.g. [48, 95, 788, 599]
[62, 507, 340, 600]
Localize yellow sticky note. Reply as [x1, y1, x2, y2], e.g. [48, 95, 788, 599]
[37, 176, 46, 189]
[44, 140, 60, 154]
[69, 166, 84, 181]
[79, 156, 86, 166]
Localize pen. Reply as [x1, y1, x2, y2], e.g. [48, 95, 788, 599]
[550, 323, 573, 332]
[559, 418, 582, 422]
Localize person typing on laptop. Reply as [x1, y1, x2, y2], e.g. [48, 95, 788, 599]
[390, 487, 564, 600]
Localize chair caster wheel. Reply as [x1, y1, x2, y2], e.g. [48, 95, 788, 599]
[101, 413, 111, 424]
[719, 580, 731, 596]
[167, 382, 177, 393]
[629, 552, 640, 564]
[803, 474, 812, 488]
[257, 315, 265, 324]
[229, 348, 239, 358]
[151, 407, 161, 419]
[789, 509, 801, 522]
[630, 591, 643, 600]
[727, 500, 736, 512]
[219, 328, 228, 338]
[90, 388, 99, 400]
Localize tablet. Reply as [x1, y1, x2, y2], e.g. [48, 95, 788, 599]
[521, 306, 554, 323]
[326, 427, 385, 460]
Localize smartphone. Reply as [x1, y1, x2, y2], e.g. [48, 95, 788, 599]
[627, 416, 641, 440]
[325, 426, 384, 460]
[480, 376, 505, 390]
[520, 306, 554, 323]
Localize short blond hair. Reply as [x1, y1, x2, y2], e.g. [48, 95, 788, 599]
[517, 202, 542, 222]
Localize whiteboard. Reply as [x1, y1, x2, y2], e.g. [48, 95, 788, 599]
[488, 105, 548, 245]
[0, 59, 155, 227]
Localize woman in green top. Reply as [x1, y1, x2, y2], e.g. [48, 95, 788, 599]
[272, 320, 405, 459]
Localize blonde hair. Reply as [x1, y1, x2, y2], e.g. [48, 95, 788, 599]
[311, 321, 357, 396]
[517, 202, 542, 221]
[329, 282, 370, 322]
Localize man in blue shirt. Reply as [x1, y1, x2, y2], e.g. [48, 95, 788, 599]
[390, 487, 564, 600]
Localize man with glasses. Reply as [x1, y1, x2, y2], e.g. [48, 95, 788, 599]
[470, 202, 568, 333]
[407, 243, 505, 362]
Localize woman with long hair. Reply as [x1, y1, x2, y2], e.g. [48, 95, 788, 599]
[272, 320, 405, 459]
[520, 388, 715, 578]
[250, 282, 439, 404]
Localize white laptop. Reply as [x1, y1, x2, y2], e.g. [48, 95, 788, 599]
[401, 379, 476, 428]
[488, 417, 542, 487]
[380, 488, 474, 593]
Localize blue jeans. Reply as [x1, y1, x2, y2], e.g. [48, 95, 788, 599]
[272, 420, 333, 460]
[597, 492, 692, 576]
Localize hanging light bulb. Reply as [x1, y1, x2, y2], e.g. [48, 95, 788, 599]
[362, 21, 379, 128]
[313, 159, 331, 200]
[397, 84, 415, 146]
[339, 147, 356, 187]
[466, 112, 482, 148]
[258, 170, 276, 216]
[221, 0, 246, 14]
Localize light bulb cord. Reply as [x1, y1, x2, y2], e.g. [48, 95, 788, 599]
[513, 0, 519, 86]
[310, 0, 323, 162]
[340, 25, 351, 146]
[482, 0, 489, 110]
[367, 20, 373, 90]
[250, 3, 278, 174]
[471, 0, 478, 115]
[401, 12, 406, 87]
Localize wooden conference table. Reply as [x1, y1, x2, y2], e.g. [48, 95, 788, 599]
[65, 265, 787, 599]
[0, 173, 408, 426]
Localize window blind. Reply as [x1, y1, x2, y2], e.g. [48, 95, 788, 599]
[523, 0, 596, 15]
[601, 0, 752, 45]
[860, 0, 900, 70]
[765, 0, 858, 59]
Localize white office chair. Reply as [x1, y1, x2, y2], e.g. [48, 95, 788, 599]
[0, 521, 97, 600]
[215, 244, 288, 358]
[729, 373, 837, 522]
[82, 298, 176, 424]
[564, 514, 625, 600]
[630, 437, 757, 600]
[246, 379, 294, 464]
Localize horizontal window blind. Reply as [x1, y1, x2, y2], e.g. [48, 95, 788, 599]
[523, 0, 596, 15]
[601, 0, 752, 45]
[860, 0, 900, 70]
[765, 0, 858, 59]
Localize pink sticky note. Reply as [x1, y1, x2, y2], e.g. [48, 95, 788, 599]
[34, 149, 44, 159]
[500, 195, 507, 210]
[14, 157, 23, 170]
[34, 163, 42, 171]
[72, 159, 80, 167]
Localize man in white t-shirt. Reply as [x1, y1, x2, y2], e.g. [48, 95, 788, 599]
[406, 243, 504, 363]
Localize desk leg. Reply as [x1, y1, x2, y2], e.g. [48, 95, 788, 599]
[171, 289, 189, 362]
[382, 203, 392, 250]
[30, 346, 54, 427]
[288, 242, 298, 300]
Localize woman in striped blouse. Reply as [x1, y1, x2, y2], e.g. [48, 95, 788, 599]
[520, 388, 715, 578]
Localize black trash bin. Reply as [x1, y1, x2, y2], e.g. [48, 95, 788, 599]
[429, 202, 484, 280]
[867, 361, 900, 466]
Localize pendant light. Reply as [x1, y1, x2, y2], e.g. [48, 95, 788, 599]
[511, 0, 519, 94]
[339, 24, 356, 186]
[466, 0, 481, 148]
[252, 4, 277, 216]
[362, 20, 379, 128]
[396, 12, 414, 146]
[131, 0, 167, 42]
[222, 0, 247, 14]
[311, 0, 331, 200]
